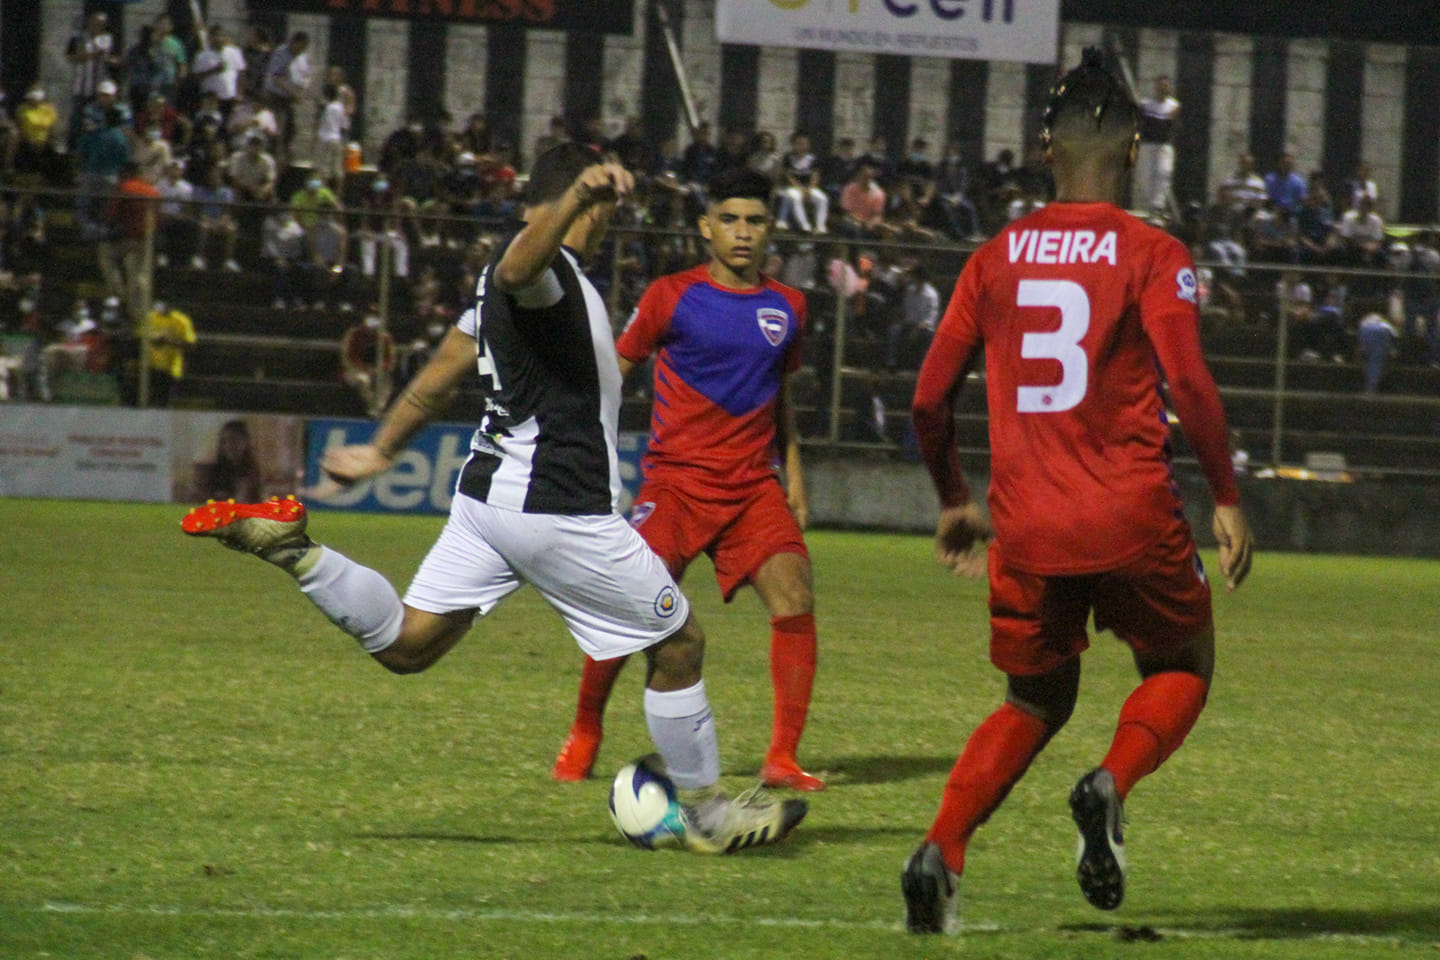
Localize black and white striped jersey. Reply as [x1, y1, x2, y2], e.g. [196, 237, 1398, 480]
[455, 240, 622, 515]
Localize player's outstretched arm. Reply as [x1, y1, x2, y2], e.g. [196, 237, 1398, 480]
[493, 162, 633, 293]
[1211, 504, 1253, 592]
[322, 327, 476, 485]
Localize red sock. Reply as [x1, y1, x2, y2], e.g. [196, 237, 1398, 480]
[570, 654, 629, 735]
[926, 702, 1051, 875]
[1101, 671, 1209, 799]
[766, 613, 817, 762]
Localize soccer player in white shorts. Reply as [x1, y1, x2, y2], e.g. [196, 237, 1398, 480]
[182, 145, 806, 855]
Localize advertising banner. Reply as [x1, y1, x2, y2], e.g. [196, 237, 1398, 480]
[303, 418, 649, 515]
[0, 406, 307, 504]
[0, 405, 172, 502]
[170, 412, 305, 504]
[245, 0, 633, 33]
[716, 0, 1059, 64]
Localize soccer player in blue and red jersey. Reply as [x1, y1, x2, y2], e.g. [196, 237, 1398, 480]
[901, 50, 1254, 932]
[552, 167, 825, 792]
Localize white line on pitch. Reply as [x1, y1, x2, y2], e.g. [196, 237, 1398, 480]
[23, 903, 1440, 947]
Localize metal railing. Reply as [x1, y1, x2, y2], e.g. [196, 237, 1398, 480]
[3, 180, 1438, 478]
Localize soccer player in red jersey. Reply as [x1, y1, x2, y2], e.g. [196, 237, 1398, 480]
[552, 167, 825, 792]
[901, 50, 1254, 933]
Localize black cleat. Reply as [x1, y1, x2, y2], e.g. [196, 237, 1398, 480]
[901, 842, 959, 934]
[1070, 767, 1127, 910]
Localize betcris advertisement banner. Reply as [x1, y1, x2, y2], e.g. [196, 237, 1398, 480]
[716, 0, 1058, 63]
[303, 418, 648, 515]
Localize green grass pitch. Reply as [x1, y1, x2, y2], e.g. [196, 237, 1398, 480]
[2, 498, 1438, 959]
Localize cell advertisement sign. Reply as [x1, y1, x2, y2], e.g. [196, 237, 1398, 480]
[303, 418, 648, 515]
[717, 0, 1059, 64]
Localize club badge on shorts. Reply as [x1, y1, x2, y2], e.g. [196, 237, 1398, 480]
[654, 585, 679, 618]
[757, 307, 788, 346]
[629, 500, 656, 529]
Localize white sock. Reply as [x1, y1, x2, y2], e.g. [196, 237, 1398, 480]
[296, 547, 404, 653]
[644, 681, 720, 791]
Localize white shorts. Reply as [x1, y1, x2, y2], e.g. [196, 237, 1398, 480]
[403, 493, 690, 660]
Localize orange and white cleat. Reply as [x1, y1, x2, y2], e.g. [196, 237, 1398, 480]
[181, 496, 309, 555]
[551, 727, 602, 781]
[760, 756, 827, 792]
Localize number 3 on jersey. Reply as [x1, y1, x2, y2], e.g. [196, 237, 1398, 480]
[1016, 279, 1089, 413]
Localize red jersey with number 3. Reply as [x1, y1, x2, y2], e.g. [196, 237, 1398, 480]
[913, 202, 1239, 576]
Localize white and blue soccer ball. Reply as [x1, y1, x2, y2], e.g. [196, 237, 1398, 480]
[608, 755, 688, 850]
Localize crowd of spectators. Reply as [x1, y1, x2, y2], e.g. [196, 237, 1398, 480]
[1196, 149, 1440, 380]
[1, 10, 1438, 406]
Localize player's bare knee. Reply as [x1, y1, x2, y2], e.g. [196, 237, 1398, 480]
[373, 641, 437, 675]
[645, 617, 705, 688]
[374, 612, 470, 675]
[755, 553, 814, 617]
[769, 581, 814, 618]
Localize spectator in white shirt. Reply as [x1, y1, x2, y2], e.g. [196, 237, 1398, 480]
[313, 83, 348, 188]
[777, 133, 829, 234]
[1337, 194, 1386, 266]
[193, 25, 246, 128]
[263, 31, 312, 165]
[885, 261, 939, 370]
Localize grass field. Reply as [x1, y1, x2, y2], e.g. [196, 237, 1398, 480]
[2, 498, 1438, 959]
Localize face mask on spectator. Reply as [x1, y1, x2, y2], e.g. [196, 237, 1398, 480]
[307, 179, 322, 192]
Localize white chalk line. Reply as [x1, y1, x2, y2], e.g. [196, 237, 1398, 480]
[19, 902, 1439, 946]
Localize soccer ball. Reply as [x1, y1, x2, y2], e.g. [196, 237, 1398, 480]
[608, 755, 688, 850]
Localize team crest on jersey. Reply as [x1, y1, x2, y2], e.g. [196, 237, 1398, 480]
[757, 307, 788, 346]
[629, 500, 656, 529]
[1176, 267, 1198, 304]
[654, 585, 679, 618]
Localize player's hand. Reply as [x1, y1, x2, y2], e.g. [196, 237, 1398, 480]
[321, 443, 393, 486]
[935, 502, 992, 577]
[573, 163, 634, 207]
[1211, 504, 1254, 591]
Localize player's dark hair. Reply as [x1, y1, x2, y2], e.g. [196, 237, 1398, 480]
[707, 167, 773, 206]
[1041, 47, 1139, 149]
[525, 142, 603, 205]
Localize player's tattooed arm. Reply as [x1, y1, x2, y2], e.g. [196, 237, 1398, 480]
[321, 327, 473, 485]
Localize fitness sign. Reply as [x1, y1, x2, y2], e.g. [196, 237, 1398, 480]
[716, 0, 1058, 63]
[245, 0, 633, 33]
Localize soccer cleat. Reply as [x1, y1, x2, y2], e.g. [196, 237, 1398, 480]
[901, 842, 960, 934]
[1070, 767, 1127, 910]
[551, 727, 602, 781]
[181, 496, 309, 557]
[679, 786, 807, 855]
[760, 756, 827, 792]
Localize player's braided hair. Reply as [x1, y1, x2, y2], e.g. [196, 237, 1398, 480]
[1041, 47, 1139, 148]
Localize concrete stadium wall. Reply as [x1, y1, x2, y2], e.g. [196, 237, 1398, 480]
[804, 451, 1440, 560]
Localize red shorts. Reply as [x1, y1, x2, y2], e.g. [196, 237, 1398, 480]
[987, 517, 1213, 676]
[629, 476, 808, 602]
